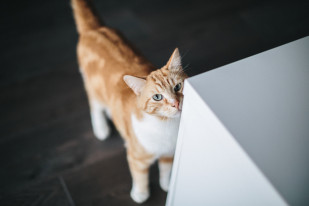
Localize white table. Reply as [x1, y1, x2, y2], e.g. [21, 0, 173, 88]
[167, 36, 309, 206]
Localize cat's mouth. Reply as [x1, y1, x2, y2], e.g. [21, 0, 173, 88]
[170, 109, 181, 118]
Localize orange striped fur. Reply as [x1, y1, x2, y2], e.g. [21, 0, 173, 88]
[71, 0, 187, 203]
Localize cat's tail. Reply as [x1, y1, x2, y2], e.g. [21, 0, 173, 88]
[71, 0, 103, 34]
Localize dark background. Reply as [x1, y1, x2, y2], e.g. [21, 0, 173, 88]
[0, 0, 308, 205]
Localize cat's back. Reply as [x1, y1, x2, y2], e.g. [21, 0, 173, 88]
[77, 26, 153, 103]
[77, 27, 150, 71]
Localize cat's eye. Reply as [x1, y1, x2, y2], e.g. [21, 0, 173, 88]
[153, 94, 163, 101]
[174, 83, 182, 92]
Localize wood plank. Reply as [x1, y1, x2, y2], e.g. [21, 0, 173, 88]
[63, 149, 167, 206]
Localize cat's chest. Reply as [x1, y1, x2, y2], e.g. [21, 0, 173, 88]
[131, 113, 180, 157]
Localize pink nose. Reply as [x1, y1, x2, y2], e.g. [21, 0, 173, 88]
[171, 100, 180, 109]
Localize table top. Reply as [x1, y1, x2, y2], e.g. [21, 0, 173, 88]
[187, 36, 309, 206]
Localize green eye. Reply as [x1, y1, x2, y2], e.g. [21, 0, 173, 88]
[153, 94, 163, 101]
[174, 83, 182, 92]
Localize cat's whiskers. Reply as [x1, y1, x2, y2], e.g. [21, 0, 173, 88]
[182, 64, 191, 73]
[180, 49, 190, 60]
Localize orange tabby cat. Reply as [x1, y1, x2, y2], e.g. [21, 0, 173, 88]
[71, 0, 187, 203]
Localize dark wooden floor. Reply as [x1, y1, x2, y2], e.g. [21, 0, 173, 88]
[0, 0, 308, 205]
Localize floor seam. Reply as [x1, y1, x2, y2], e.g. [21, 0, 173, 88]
[58, 176, 76, 206]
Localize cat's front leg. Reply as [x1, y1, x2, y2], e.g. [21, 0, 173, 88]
[159, 156, 173, 192]
[127, 149, 153, 204]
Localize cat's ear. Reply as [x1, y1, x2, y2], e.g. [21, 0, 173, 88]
[123, 75, 146, 95]
[167, 48, 182, 70]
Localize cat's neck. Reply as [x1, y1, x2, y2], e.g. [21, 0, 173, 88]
[138, 111, 181, 122]
[131, 111, 181, 156]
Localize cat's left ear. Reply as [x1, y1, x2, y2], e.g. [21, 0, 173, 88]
[167, 48, 182, 70]
[123, 75, 146, 95]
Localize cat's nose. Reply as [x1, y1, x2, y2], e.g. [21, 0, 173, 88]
[171, 100, 180, 110]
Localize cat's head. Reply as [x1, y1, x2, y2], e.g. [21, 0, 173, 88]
[124, 48, 187, 118]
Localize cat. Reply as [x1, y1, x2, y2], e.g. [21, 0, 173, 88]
[71, 0, 187, 203]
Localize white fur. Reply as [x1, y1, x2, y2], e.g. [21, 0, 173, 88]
[90, 100, 110, 140]
[105, 108, 112, 119]
[131, 112, 180, 157]
[130, 181, 150, 203]
[159, 161, 173, 191]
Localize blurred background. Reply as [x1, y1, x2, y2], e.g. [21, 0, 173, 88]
[0, 0, 308, 205]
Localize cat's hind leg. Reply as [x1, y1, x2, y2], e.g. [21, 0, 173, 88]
[90, 100, 111, 140]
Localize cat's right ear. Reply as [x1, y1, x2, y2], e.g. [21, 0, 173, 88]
[123, 75, 146, 95]
[167, 48, 182, 70]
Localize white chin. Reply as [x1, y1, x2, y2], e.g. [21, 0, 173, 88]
[170, 110, 181, 118]
[156, 110, 181, 118]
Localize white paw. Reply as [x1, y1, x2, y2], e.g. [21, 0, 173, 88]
[130, 188, 150, 204]
[160, 177, 170, 192]
[93, 124, 110, 140]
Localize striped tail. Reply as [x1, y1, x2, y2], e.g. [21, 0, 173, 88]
[71, 0, 103, 34]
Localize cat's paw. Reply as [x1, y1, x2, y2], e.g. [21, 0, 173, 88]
[130, 188, 150, 204]
[160, 176, 170, 192]
[93, 124, 110, 140]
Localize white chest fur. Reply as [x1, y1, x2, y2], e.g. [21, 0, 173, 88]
[131, 113, 180, 157]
